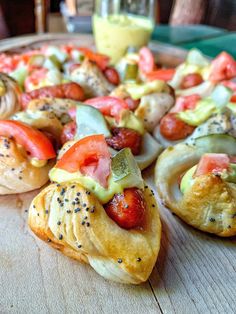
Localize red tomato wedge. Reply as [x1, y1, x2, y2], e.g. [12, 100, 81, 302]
[221, 80, 236, 102]
[145, 68, 176, 81]
[209, 52, 236, 82]
[84, 96, 129, 120]
[172, 94, 201, 113]
[194, 153, 230, 177]
[138, 47, 155, 74]
[56, 134, 111, 188]
[24, 68, 48, 92]
[0, 120, 56, 160]
[78, 47, 109, 70]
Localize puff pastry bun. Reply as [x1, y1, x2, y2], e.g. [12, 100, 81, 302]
[0, 73, 21, 119]
[155, 143, 236, 236]
[0, 137, 53, 194]
[28, 182, 161, 284]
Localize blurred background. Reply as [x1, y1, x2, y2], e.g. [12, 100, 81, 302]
[0, 0, 235, 57]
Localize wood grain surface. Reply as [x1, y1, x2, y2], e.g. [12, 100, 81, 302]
[0, 34, 235, 314]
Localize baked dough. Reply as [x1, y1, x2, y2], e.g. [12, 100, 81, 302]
[0, 73, 21, 119]
[27, 98, 78, 124]
[28, 182, 161, 284]
[155, 143, 236, 236]
[12, 110, 63, 143]
[70, 59, 114, 98]
[0, 137, 54, 194]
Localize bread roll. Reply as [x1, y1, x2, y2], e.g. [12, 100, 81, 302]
[28, 182, 161, 284]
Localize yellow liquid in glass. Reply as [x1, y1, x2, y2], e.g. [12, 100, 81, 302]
[93, 14, 154, 64]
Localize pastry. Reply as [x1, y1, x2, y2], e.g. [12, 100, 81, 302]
[155, 134, 236, 236]
[29, 134, 161, 284]
[0, 73, 21, 119]
[0, 120, 55, 194]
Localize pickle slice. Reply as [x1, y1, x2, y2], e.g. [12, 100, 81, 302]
[75, 104, 111, 139]
[111, 148, 144, 189]
[124, 63, 138, 82]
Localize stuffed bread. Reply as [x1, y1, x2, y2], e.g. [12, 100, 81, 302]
[155, 134, 236, 236]
[0, 120, 55, 194]
[29, 134, 161, 284]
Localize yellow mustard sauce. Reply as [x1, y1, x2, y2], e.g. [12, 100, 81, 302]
[93, 14, 154, 64]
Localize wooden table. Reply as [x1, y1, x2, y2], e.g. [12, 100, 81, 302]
[0, 34, 235, 314]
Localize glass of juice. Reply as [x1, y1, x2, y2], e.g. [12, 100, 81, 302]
[93, 0, 157, 64]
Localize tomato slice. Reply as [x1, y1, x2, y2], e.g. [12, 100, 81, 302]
[0, 120, 56, 160]
[172, 94, 201, 113]
[209, 52, 236, 82]
[24, 68, 48, 92]
[221, 80, 236, 102]
[145, 68, 176, 81]
[138, 47, 155, 74]
[78, 47, 109, 70]
[84, 96, 129, 120]
[194, 153, 230, 177]
[56, 134, 111, 188]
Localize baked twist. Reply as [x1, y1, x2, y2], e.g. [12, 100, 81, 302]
[0, 137, 53, 194]
[0, 73, 21, 119]
[155, 143, 236, 236]
[28, 182, 161, 284]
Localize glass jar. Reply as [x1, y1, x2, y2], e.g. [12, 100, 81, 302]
[93, 0, 157, 64]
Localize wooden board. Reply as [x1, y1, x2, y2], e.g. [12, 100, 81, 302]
[0, 34, 235, 314]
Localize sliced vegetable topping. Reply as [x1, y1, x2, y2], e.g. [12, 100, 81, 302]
[106, 127, 142, 155]
[24, 68, 48, 92]
[194, 153, 230, 177]
[84, 96, 128, 120]
[78, 47, 109, 70]
[0, 120, 56, 160]
[56, 134, 111, 188]
[138, 47, 155, 74]
[160, 113, 195, 140]
[104, 187, 145, 229]
[209, 52, 236, 82]
[145, 68, 175, 82]
[172, 94, 201, 113]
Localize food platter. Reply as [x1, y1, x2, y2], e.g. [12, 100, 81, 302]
[0, 33, 235, 314]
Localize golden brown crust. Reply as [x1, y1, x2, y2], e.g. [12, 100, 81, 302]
[28, 182, 161, 284]
[179, 175, 236, 237]
[155, 143, 236, 237]
[0, 73, 21, 119]
[0, 137, 54, 195]
[27, 98, 78, 124]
